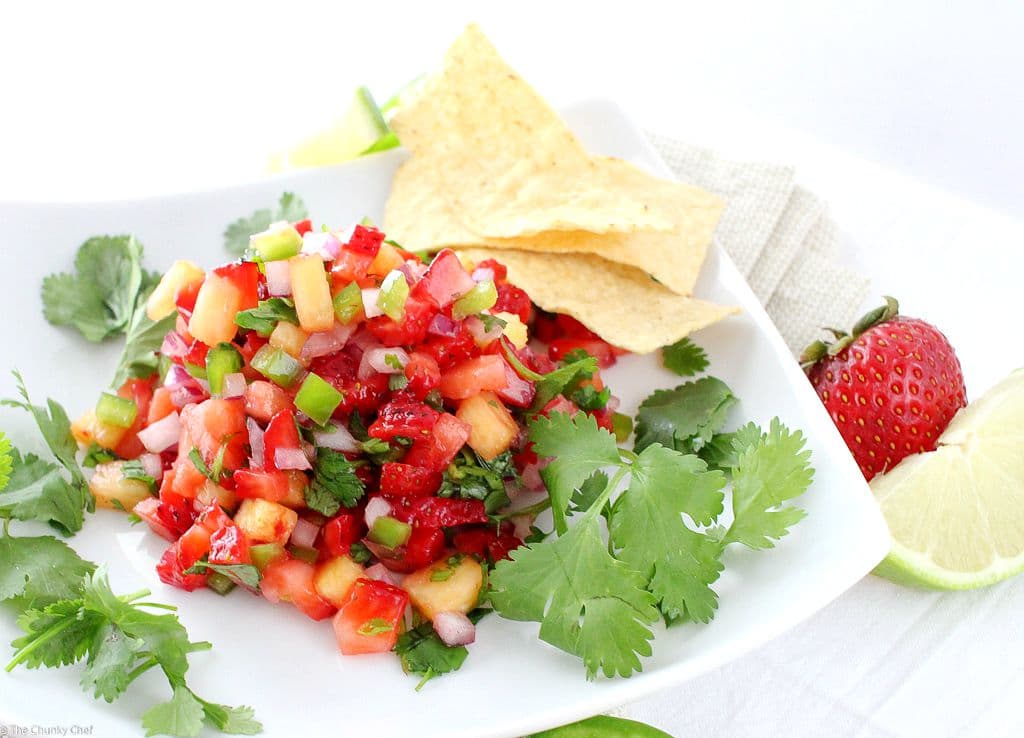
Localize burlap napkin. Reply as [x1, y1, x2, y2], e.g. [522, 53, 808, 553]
[646, 133, 870, 355]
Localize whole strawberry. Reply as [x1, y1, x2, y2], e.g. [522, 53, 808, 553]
[801, 297, 966, 481]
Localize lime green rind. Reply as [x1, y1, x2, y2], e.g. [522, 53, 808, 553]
[873, 540, 1024, 591]
[0, 432, 11, 492]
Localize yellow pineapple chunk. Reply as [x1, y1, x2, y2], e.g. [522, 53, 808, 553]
[280, 470, 308, 509]
[289, 255, 334, 332]
[367, 242, 405, 278]
[89, 461, 154, 511]
[492, 311, 528, 349]
[313, 555, 364, 608]
[269, 321, 310, 364]
[403, 557, 484, 620]
[71, 409, 127, 451]
[189, 272, 243, 345]
[146, 260, 205, 321]
[233, 498, 298, 545]
[196, 479, 238, 512]
[457, 391, 519, 460]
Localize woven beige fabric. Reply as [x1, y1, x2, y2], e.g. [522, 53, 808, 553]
[646, 133, 870, 355]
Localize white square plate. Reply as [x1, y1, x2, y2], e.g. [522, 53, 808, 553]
[0, 99, 889, 738]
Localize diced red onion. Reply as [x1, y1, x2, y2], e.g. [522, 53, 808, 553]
[605, 396, 621, 413]
[313, 424, 360, 453]
[432, 611, 476, 646]
[361, 288, 384, 318]
[274, 447, 311, 471]
[160, 331, 190, 359]
[364, 497, 392, 530]
[137, 412, 181, 453]
[359, 347, 409, 380]
[520, 460, 547, 492]
[265, 260, 292, 296]
[348, 328, 380, 353]
[427, 313, 459, 337]
[221, 372, 247, 399]
[301, 231, 342, 260]
[247, 418, 265, 468]
[472, 266, 495, 283]
[396, 260, 427, 285]
[511, 514, 534, 541]
[465, 315, 502, 346]
[290, 518, 320, 549]
[139, 452, 165, 482]
[301, 441, 316, 461]
[300, 322, 356, 363]
[364, 563, 397, 585]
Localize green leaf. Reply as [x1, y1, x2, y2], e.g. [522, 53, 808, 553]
[0, 449, 90, 535]
[0, 534, 95, 608]
[569, 384, 611, 412]
[634, 377, 737, 455]
[500, 341, 598, 410]
[81, 622, 144, 702]
[394, 621, 469, 689]
[224, 192, 308, 257]
[142, 686, 205, 738]
[490, 513, 658, 679]
[0, 432, 12, 492]
[306, 449, 365, 516]
[723, 420, 814, 549]
[121, 459, 157, 489]
[112, 295, 176, 388]
[197, 700, 263, 735]
[662, 337, 709, 377]
[610, 445, 726, 623]
[437, 449, 515, 514]
[10, 599, 102, 669]
[528, 412, 621, 534]
[185, 562, 261, 590]
[41, 235, 146, 342]
[234, 298, 299, 337]
[568, 470, 608, 514]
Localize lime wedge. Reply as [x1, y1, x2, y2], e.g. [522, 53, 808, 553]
[871, 368, 1024, 589]
[269, 87, 392, 172]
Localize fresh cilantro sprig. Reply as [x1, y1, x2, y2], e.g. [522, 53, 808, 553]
[393, 609, 490, 690]
[490, 399, 814, 679]
[499, 339, 598, 411]
[112, 297, 176, 389]
[4, 566, 260, 737]
[234, 298, 299, 338]
[223, 192, 308, 257]
[634, 377, 737, 455]
[306, 449, 365, 516]
[185, 561, 261, 590]
[662, 337, 709, 377]
[438, 449, 517, 514]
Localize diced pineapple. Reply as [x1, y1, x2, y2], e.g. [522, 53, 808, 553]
[280, 470, 308, 509]
[89, 461, 154, 511]
[456, 391, 519, 460]
[403, 557, 484, 620]
[313, 555, 364, 608]
[71, 409, 128, 451]
[492, 311, 528, 349]
[289, 255, 334, 332]
[269, 321, 310, 365]
[146, 260, 205, 321]
[233, 498, 298, 545]
[196, 479, 238, 512]
[189, 272, 243, 345]
[367, 242, 405, 278]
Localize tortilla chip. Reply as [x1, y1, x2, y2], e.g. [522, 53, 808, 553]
[391, 25, 673, 238]
[457, 248, 738, 354]
[384, 154, 724, 296]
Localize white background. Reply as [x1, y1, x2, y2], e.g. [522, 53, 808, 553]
[2, 2, 1023, 736]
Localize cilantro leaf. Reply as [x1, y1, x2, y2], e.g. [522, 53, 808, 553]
[723, 420, 813, 549]
[569, 470, 608, 514]
[306, 449, 365, 516]
[197, 700, 262, 735]
[662, 337, 709, 377]
[121, 459, 156, 489]
[0, 449, 90, 535]
[610, 445, 726, 623]
[81, 622, 144, 701]
[528, 412, 620, 534]
[41, 235, 149, 342]
[185, 562, 261, 590]
[570, 384, 611, 412]
[634, 377, 737, 455]
[438, 449, 515, 514]
[11, 598, 102, 669]
[112, 296, 176, 388]
[500, 340, 598, 410]
[490, 513, 658, 679]
[224, 192, 308, 257]
[142, 685, 205, 738]
[0, 432, 11, 492]
[394, 621, 469, 690]
[234, 298, 299, 338]
[0, 534, 95, 608]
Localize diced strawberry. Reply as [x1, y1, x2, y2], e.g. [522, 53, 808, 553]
[493, 283, 532, 324]
[415, 249, 475, 307]
[419, 322, 477, 370]
[208, 524, 251, 566]
[368, 399, 439, 442]
[332, 578, 408, 655]
[156, 522, 212, 591]
[472, 258, 507, 283]
[439, 355, 508, 400]
[263, 410, 302, 471]
[370, 525, 446, 574]
[401, 413, 471, 472]
[378, 462, 442, 499]
[244, 380, 292, 423]
[402, 497, 488, 528]
[344, 224, 385, 257]
[495, 359, 536, 408]
[402, 352, 441, 400]
[233, 468, 291, 502]
[175, 279, 203, 321]
[293, 219, 313, 236]
[148, 387, 176, 425]
[549, 338, 618, 369]
[133, 497, 176, 542]
[366, 294, 438, 347]
[213, 261, 260, 312]
[321, 511, 365, 557]
[261, 559, 336, 620]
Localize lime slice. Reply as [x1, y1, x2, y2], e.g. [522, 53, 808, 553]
[269, 87, 391, 172]
[871, 368, 1024, 589]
